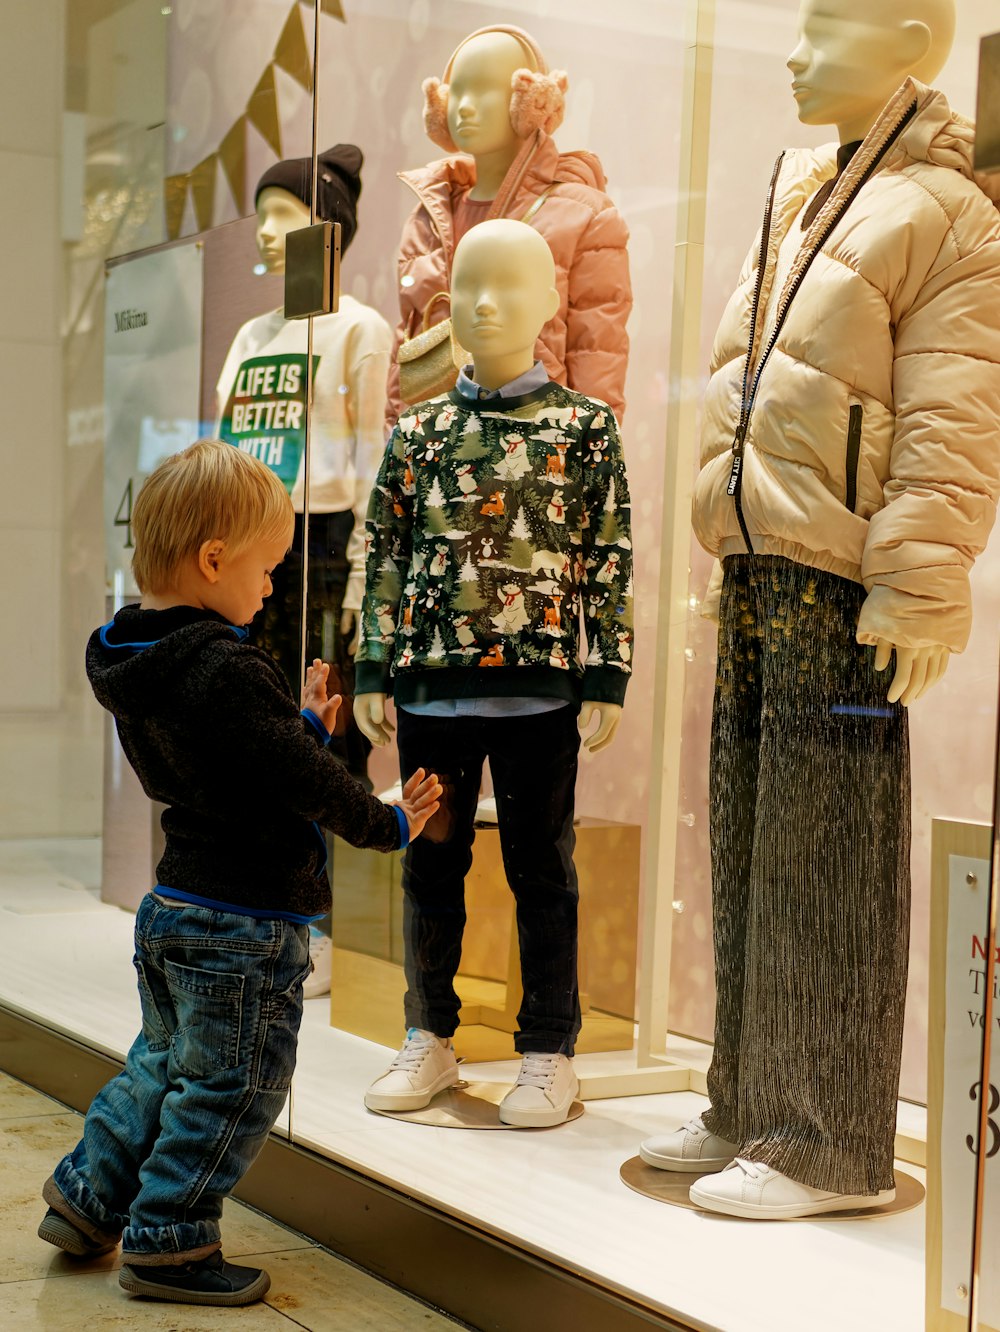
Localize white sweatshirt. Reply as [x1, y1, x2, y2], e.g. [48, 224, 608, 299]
[216, 295, 391, 609]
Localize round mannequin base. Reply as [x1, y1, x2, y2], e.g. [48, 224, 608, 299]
[618, 1158, 924, 1220]
[368, 1079, 585, 1129]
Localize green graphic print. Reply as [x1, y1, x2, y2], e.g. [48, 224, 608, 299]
[358, 384, 634, 704]
[218, 352, 318, 494]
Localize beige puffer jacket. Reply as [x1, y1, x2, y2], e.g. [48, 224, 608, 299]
[387, 129, 631, 432]
[692, 80, 1000, 653]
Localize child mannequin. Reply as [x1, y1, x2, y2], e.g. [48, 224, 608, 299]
[386, 24, 632, 429]
[217, 146, 389, 782]
[217, 147, 390, 996]
[643, 0, 1000, 1220]
[357, 220, 633, 1126]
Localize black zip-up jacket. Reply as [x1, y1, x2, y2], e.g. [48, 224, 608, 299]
[88, 605, 401, 917]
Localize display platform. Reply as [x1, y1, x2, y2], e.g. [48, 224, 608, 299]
[0, 838, 928, 1332]
[370, 1079, 586, 1129]
[619, 1157, 925, 1220]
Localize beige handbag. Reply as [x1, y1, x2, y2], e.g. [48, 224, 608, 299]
[396, 188, 556, 407]
[398, 291, 468, 406]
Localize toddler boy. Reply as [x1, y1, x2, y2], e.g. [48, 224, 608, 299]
[37, 440, 439, 1306]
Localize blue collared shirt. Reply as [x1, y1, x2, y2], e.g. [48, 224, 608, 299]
[454, 360, 550, 402]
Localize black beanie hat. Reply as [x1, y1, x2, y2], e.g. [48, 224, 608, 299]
[254, 144, 363, 253]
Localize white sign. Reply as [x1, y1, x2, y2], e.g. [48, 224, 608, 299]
[940, 853, 1000, 1325]
[103, 243, 203, 595]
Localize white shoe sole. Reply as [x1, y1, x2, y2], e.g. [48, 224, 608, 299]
[364, 1065, 459, 1112]
[638, 1143, 735, 1173]
[498, 1080, 580, 1128]
[301, 977, 331, 999]
[689, 1183, 896, 1220]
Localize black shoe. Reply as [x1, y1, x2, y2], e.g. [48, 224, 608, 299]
[118, 1251, 271, 1306]
[37, 1208, 119, 1258]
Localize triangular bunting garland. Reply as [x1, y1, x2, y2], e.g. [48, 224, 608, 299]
[165, 0, 348, 236]
[219, 116, 247, 215]
[189, 154, 218, 233]
[275, 4, 313, 92]
[247, 63, 283, 158]
[164, 173, 189, 240]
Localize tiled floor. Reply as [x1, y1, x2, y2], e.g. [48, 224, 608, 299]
[0, 1071, 467, 1330]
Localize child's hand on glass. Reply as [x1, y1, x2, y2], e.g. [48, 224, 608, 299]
[301, 659, 342, 735]
[393, 768, 442, 842]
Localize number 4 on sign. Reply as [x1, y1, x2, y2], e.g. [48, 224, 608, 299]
[115, 478, 134, 549]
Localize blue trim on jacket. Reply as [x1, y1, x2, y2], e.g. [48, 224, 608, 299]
[392, 803, 409, 849]
[99, 618, 248, 653]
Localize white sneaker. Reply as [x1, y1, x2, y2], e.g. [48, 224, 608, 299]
[302, 930, 332, 999]
[689, 1157, 896, 1219]
[364, 1029, 460, 1111]
[639, 1114, 738, 1173]
[498, 1053, 579, 1127]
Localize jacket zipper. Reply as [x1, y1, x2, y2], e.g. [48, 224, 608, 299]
[726, 150, 785, 555]
[845, 402, 863, 514]
[727, 97, 918, 554]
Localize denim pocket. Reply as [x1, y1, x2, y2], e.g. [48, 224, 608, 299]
[133, 959, 171, 1053]
[164, 958, 245, 1079]
[257, 959, 311, 1092]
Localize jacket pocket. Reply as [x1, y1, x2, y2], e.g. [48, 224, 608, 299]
[845, 401, 863, 514]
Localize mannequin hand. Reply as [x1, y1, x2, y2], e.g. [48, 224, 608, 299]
[340, 608, 358, 657]
[301, 660, 342, 734]
[579, 702, 622, 754]
[872, 640, 950, 706]
[354, 692, 394, 746]
[391, 767, 443, 842]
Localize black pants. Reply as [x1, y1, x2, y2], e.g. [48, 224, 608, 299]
[250, 510, 370, 786]
[703, 556, 910, 1195]
[396, 705, 582, 1055]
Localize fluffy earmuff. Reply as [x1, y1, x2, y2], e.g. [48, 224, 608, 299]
[509, 68, 569, 139]
[420, 26, 568, 154]
[422, 76, 454, 153]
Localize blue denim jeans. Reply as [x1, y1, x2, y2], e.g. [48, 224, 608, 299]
[396, 704, 582, 1055]
[50, 893, 309, 1264]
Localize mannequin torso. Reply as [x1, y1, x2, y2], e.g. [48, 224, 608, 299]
[785, 0, 959, 701]
[693, 0, 1000, 703]
[387, 27, 632, 428]
[216, 184, 391, 625]
[357, 220, 631, 753]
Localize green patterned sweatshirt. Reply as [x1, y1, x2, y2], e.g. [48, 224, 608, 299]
[356, 380, 633, 707]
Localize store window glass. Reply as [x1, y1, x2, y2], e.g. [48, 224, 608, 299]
[296, 2, 677, 1111]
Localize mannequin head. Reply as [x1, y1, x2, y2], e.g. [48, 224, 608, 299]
[450, 219, 559, 389]
[254, 144, 364, 273]
[447, 32, 527, 165]
[788, 0, 955, 142]
[422, 25, 567, 157]
[255, 186, 310, 275]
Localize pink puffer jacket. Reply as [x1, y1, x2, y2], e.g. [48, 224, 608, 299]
[693, 80, 1000, 653]
[386, 129, 631, 431]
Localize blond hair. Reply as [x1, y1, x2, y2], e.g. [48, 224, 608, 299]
[131, 439, 293, 594]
